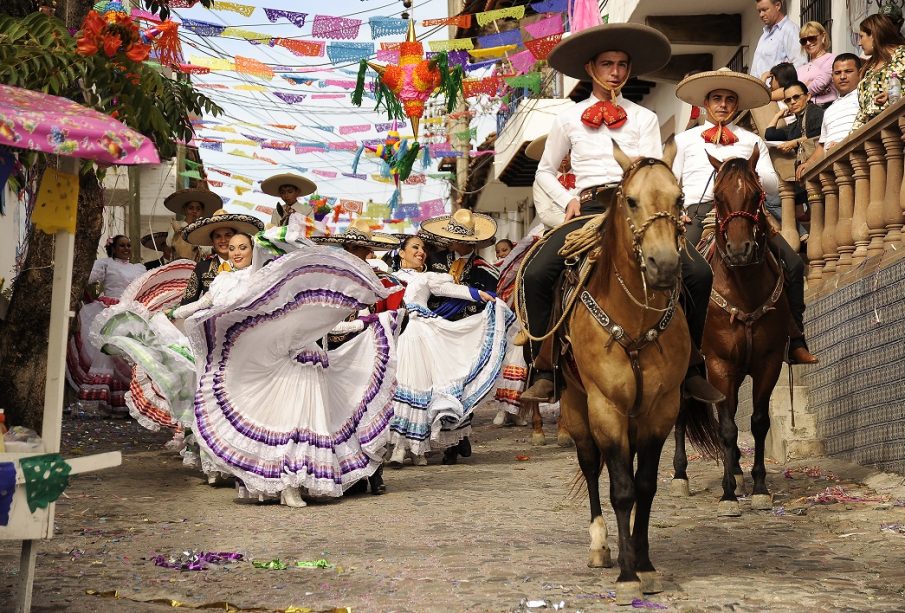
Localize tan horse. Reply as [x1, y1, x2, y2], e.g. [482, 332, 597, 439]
[557, 148, 720, 604]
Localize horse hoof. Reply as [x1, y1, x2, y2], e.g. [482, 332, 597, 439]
[717, 500, 741, 517]
[669, 478, 690, 497]
[751, 494, 773, 510]
[637, 571, 663, 595]
[614, 581, 643, 605]
[587, 547, 612, 568]
[556, 431, 574, 447]
[734, 474, 746, 496]
[530, 432, 547, 446]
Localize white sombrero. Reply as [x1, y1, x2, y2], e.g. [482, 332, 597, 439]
[312, 218, 400, 251]
[675, 68, 771, 111]
[420, 208, 497, 244]
[183, 209, 265, 246]
[163, 188, 222, 218]
[548, 23, 671, 81]
[260, 173, 317, 198]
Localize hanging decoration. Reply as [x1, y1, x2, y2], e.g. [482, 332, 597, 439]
[369, 17, 409, 39]
[311, 15, 363, 40]
[263, 8, 308, 28]
[352, 20, 463, 139]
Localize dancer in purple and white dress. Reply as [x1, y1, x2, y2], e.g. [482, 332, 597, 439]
[176, 230, 402, 507]
[387, 235, 516, 467]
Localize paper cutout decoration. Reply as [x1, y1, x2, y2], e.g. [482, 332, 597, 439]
[0, 462, 14, 526]
[32, 167, 79, 235]
[263, 8, 308, 28]
[19, 454, 71, 513]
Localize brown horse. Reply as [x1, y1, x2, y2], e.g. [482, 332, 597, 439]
[555, 148, 720, 604]
[671, 150, 791, 517]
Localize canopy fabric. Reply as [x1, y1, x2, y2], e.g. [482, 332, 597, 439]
[0, 85, 159, 165]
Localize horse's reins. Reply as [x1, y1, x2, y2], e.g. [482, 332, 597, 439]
[712, 160, 769, 269]
[709, 160, 784, 372]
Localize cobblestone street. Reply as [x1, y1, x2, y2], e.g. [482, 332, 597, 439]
[3, 409, 905, 612]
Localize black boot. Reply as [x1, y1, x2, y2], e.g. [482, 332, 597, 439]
[683, 350, 725, 404]
[368, 466, 386, 495]
[457, 437, 472, 458]
[441, 446, 459, 465]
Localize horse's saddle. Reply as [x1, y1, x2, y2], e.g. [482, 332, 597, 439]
[523, 215, 605, 373]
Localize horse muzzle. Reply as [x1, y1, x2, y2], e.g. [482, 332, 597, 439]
[643, 251, 681, 290]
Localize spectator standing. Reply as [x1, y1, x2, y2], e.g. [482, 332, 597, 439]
[751, 0, 807, 82]
[852, 14, 905, 130]
[795, 54, 863, 179]
[797, 21, 837, 107]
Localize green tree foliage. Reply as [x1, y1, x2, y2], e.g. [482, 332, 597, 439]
[0, 11, 221, 159]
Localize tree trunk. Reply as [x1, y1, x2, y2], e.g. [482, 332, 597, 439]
[0, 169, 104, 430]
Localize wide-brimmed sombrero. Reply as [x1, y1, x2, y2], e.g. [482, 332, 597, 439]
[140, 231, 169, 252]
[313, 219, 400, 251]
[260, 173, 317, 198]
[525, 135, 547, 161]
[676, 68, 771, 111]
[420, 208, 497, 244]
[548, 23, 671, 81]
[183, 208, 265, 246]
[163, 188, 222, 217]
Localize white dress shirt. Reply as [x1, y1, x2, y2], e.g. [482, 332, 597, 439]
[269, 200, 313, 227]
[750, 16, 808, 79]
[672, 122, 780, 205]
[535, 94, 662, 211]
[819, 90, 859, 146]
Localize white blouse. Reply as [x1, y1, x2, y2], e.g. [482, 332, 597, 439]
[88, 257, 146, 299]
[394, 269, 478, 309]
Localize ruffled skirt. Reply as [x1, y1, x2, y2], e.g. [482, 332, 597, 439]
[184, 248, 400, 498]
[390, 300, 516, 455]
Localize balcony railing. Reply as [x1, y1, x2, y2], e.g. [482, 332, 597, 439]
[726, 46, 747, 74]
[799, 97, 905, 289]
[496, 87, 530, 136]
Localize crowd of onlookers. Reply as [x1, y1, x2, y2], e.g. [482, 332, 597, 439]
[749, 0, 905, 242]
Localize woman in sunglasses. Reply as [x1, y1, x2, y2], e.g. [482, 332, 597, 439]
[765, 80, 824, 238]
[797, 21, 836, 108]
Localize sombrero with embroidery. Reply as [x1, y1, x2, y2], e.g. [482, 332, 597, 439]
[183, 208, 265, 246]
[163, 188, 222, 217]
[525, 135, 547, 161]
[676, 68, 771, 111]
[420, 208, 497, 244]
[548, 23, 671, 81]
[312, 218, 400, 251]
[260, 173, 317, 198]
[140, 231, 169, 252]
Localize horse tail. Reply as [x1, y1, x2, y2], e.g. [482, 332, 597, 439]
[567, 455, 606, 501]
[680, 398, 722, 461]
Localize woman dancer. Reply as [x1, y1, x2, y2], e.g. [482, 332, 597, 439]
[388, 235, 516, 467]
[176, 230, 402, 506]
[67, 235, 146, 415]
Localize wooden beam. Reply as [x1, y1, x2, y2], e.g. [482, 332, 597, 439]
[645, 14, 742, 46]
[650, 53, 714, 82]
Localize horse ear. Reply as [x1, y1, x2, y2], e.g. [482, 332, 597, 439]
[662, 136, 677, 168]
[706, 152, 722, 172]
[748, 145, 760, 170]
[613, 142, 632, 172]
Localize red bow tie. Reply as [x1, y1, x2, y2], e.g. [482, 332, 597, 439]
[558, 173, 576, 189]
[702, 123, 739, 146]
[581, 100, 628, 130]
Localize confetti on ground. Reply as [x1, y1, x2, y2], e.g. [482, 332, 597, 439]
[783, 466, 840, 481]
[152, 551, 243, 571]
[881, 523, 905, 535]
[801, 486, 890, 505]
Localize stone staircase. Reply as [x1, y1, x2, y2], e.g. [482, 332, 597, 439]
[735, 363, 824, 462]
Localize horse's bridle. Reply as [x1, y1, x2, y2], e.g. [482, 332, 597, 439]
[615, 157, 686, 307]
[712, 160, 768, 268]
